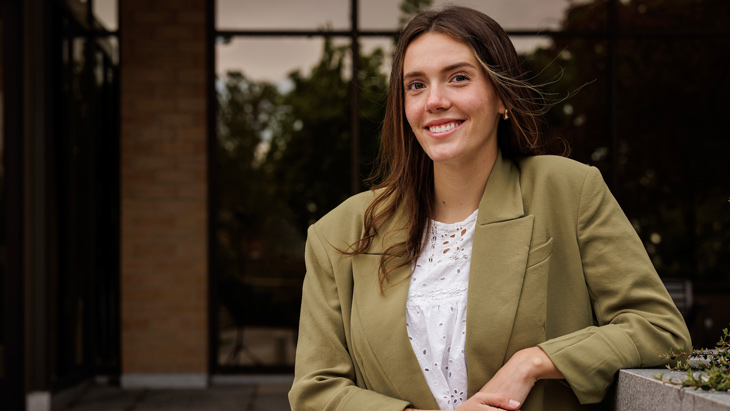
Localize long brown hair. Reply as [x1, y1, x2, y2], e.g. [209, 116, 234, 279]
[347, 6, 553, 292]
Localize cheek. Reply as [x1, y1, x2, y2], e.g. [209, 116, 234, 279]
[467, 97, 498, 122]
[404, 97, 420, 129]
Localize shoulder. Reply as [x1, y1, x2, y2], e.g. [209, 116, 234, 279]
[317, 189, 377, 226]
[513, 155, 602, 188]
[514, 154, 591, 177]
[310, 189, 378, 242]
[512, 155, 608, 210]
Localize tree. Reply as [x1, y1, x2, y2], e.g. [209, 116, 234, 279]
[214, 38, 388, 328]
[399, 0, 433, 28]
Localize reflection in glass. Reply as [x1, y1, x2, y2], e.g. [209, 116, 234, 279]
[215, 38, 348, 367]
[614, 38, 730, 283]
[359, 0, 400, 30]
[55, 14, 120, 375]
[521, 37, 610, 171]
[217, 0, 348, 30]
[510, 37, 552, 54]
[217, 37, 336, 87]
[215, 37, 390, 368]
[617, 0, 727, 31]
[360, 0, 604, 31]
[92, 0, 117, 31]
[361, 37, 394, 77]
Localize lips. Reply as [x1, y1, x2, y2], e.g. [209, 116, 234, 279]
[426, 120, 464, 135]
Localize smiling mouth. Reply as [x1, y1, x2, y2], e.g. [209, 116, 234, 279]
[427, 121, 464, 134]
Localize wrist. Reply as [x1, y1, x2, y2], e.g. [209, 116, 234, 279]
[514, 346, 563, 381]
[513, 348, 541, 383]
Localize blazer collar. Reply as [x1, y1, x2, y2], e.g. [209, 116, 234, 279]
[477, 150, 525, 224]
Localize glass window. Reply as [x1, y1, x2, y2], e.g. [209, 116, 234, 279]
[614, 38, 730, 282]
[361, 0, 605, 31]
[93, 0, 117, 31]
[510, 36, 553, 54]
[212, 0, 730, 368]
[217, 37, 332, 85]
[217, 0, 349, 30]
[617, 0, 726, 31]
[360, 0, 400, 30]
[519, 36, 611, 169]
[54, 3, 121, 377]
[360, 37, 394, 79]
[215, 38, 356, 368]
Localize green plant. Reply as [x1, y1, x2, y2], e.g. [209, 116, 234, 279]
[655, 326, 730, 391]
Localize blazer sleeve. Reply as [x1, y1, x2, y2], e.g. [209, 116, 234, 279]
[289, 224, 412, 411]
[538, 166, 692, 404]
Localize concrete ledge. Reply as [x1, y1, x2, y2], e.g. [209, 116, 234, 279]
[121, 373, 208, 389]
[26, 391, 51, 411]
[50, 380, 92, 411]
[611, 368, 730, 411]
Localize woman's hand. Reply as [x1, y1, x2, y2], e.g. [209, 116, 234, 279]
[455, 392, 522, 410]
[406, 348, 561, 411]
[404, 393, 521, 411]
[479, 347, 564, 406]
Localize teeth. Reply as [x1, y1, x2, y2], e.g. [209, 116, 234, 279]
[429, 122, 459, 133]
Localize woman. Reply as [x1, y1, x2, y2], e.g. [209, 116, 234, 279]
[289, 6, 690, 411]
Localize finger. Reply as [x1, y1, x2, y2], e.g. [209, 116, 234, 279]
[482, 406, 521, 411]
[473, 392, 521, 410]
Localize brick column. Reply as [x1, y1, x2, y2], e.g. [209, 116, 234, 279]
[120, 0, 208, 387]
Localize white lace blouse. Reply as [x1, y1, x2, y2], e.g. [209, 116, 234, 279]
[406, 209, 478, 410]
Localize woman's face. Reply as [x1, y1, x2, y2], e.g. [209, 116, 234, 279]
[403, 32, 504, 168]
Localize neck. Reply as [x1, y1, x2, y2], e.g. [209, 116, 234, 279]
[432, 153, 497, 224]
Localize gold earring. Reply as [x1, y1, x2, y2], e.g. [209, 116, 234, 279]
[503, 109, 509, 120]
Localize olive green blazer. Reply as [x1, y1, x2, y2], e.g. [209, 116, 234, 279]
[289, 152, 691, 411]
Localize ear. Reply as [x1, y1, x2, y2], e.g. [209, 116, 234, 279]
[498, 99, 506, 115]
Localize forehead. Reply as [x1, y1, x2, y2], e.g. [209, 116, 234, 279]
[403, 32, 477, 72]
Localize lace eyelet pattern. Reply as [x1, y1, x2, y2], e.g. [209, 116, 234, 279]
[406, 209, 478, 410]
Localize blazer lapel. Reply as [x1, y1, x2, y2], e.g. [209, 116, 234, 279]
[352, 209, 438, 409]
[465, 152, 534, 395]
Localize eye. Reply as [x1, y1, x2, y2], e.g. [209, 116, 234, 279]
[451, 73, 470, 83]
[405, 81, 426, 91]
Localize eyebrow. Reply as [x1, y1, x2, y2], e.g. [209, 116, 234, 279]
[403, 62, 476, 81]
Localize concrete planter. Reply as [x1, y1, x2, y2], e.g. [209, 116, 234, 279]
[609, 368, 730, 411]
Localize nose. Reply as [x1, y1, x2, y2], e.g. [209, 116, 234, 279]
[425, 85, 450, 112]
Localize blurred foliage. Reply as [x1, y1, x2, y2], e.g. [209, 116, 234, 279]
[266, 40, 387, 234]
[215, 39, 387, 326]
[398, 0, 433, 29]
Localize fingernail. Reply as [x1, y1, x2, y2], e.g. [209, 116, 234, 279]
[509, 399, 521, 408]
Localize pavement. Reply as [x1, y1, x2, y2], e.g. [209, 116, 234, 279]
[53, 324, 297, 411]
[57, 376, 293, 411]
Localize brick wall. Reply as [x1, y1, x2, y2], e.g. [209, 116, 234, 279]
[120, 0, 208, 376]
